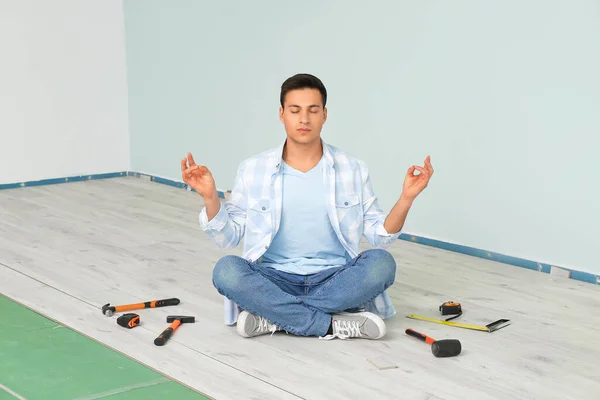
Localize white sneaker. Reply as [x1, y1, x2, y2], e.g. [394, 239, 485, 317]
[321, 311, 386, 340]
[236, 310, 282, 338]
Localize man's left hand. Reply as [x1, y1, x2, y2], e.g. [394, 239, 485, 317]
[401, 155, 434, 201]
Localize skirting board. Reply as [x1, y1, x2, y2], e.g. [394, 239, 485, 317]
[126, 171, 226, 199]
[1, 171, 597, 286]
[0, 171, 226, 198]
[399, 234, 599, 285]
[0, 172, 129, 190]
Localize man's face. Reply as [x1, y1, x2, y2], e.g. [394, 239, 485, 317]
[279, 88, 327, 145]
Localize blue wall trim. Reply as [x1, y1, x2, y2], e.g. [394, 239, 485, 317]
[398, 234, 599, 285]
[0, 172, 128, 190]
[127, 172, 225, 198]
[0, 171, 225, 197]
[1, 171, 596, 285]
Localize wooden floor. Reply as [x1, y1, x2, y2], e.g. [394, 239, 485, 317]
[1, 177, 599, 400]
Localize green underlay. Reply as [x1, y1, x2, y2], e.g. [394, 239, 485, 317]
[0, 295, 209, 400]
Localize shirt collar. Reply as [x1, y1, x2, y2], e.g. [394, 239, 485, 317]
[271, 138, 334, 172]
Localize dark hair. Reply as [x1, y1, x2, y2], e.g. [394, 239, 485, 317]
[280, 73, 327, 108]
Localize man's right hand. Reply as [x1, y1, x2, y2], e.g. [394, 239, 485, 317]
[181, 152, 218, 201]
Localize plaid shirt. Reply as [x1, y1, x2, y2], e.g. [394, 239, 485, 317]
[200, 139, 400, 324]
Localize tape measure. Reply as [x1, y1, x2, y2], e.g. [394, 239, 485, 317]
[439, 301, 462, 321]
[407, 300, 510, 333]
[117, 313, 140, 329]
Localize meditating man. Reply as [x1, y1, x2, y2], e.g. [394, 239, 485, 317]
[181, 73, 433, 340]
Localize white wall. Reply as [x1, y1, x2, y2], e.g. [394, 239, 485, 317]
[0, 0, 130, 184]
[124, 1, 600, 275]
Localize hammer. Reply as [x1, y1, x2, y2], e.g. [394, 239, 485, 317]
[102, 298, 180, 317]
[405, 328, 462, 358]
[154, 316, 195, 346]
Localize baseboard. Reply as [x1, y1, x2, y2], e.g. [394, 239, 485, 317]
[0, 171, 225, 199]
[0, 172, 129, 190]
[1, 171, 597, 286]
[126, 171, 226, 199]
[398, 234, 599, 285]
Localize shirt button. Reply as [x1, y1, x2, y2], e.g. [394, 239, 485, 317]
[344, 202, 349, 205]
[265, 246, 268, 249]
[262, 206, 266, 211]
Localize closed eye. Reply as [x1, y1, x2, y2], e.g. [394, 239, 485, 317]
[290, 110, 320, 114]
[287, 105, 322, 113]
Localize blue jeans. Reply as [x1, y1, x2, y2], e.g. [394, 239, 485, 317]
[212, 249, 396, 337]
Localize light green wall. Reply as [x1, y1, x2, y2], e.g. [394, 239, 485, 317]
[124, 1, 600, 274]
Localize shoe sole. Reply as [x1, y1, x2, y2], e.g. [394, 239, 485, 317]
[236, 311, 253, 338]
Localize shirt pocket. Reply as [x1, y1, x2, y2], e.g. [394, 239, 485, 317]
[246, 198, 271, 232]
[335, 194, 362, 230]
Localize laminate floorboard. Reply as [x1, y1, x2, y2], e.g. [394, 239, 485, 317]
[1, 177, 599, 399]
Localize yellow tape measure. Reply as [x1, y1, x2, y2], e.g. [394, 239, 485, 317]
[406, 313, 491, 332]
[407, 300, 511, 333]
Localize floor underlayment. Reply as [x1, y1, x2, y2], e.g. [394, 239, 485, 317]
[1, 176, 599, 399]
[0, 295, 208, 400]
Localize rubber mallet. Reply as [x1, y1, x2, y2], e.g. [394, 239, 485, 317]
[405, 328, 462, 357]
[154, 315, 195, 346]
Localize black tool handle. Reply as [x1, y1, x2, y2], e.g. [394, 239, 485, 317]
[405, 328, 428, 342]
[154, 319, 181, 346]
[406, 328, 437, 345]
[154, 327, 174, 346]
[148, 298, 180, 308]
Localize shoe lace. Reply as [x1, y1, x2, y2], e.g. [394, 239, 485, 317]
[320, 319, 362, 340]
[257, 316, 282, 337]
